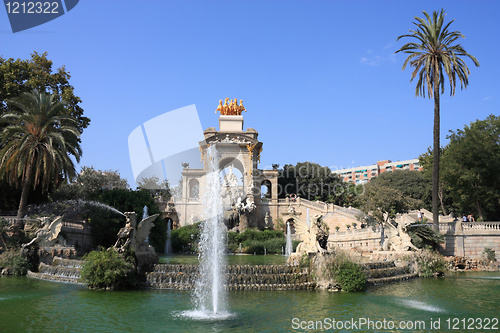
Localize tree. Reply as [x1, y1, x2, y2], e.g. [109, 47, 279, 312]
[137, 176, 171, 199]
[0, 91, 82, 220]
[278, 162, 344, 202]
[354, 182, 419, 224]
[419, 147, 456, 216]
[422, 115, 500, 220]
[53, 166, 129, 201]
[0, 52, 89, 133]
[396, 9, 479, 231]
[369, 170, 431, 211]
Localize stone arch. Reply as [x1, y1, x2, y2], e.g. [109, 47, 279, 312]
[219, 157, 245, 179]
[189, 179, 199, 200]
[260, 179, 272, 200]
[285, 218, 295, 234]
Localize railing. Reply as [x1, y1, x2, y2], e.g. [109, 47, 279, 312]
[437, 222, 456, 233]
[0, 216, 40, 225]
[461, 221, 500, 231]
[329, 226, 382, 240]
[298, 198, 328, 212]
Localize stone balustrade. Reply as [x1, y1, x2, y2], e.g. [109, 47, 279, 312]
[461, 221, 500, 231]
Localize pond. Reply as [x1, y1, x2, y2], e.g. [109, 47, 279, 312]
[1, 271, 498, 332]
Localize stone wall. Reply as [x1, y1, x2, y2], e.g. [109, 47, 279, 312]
[328, 226, 384, 252]
[327, 221, 500, 259]
[440, 221, 500, 259]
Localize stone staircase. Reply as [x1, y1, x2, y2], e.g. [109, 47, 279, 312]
[361, 261, 417, 285]
[27, 257, 82, 284]
[26, 258, 416, 289]
[144, 264, 315, 290]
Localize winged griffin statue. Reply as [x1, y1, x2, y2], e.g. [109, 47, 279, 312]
[22, 216, 65, 248]
[292, 214, 329, 254]
[382, 219, 418, 252]
[114, 212, 159, 253]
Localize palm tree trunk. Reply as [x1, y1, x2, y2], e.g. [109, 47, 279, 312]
[16, 161, 34, 226]
[432, 70, 440, 232]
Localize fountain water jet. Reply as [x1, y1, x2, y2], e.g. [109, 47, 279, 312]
[182, 145, 231, 320]
[164, 220, 172, 254]
[285, 221, 292, 256]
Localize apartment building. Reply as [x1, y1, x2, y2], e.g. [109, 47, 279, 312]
[332, 158, 422, 184]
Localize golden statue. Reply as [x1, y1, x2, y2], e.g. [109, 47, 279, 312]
[216, 98, 246, 115]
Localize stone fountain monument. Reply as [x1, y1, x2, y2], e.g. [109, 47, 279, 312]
[114, 212, 159, 271]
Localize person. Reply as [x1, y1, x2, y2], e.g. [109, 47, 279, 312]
[470, 214, 475, 222]
[462, 214, 468, 222]
[417, 210, 422, 222]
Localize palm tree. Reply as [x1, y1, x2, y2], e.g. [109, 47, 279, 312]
[0, 90, 82, 222]
[395, 9, 479, 231]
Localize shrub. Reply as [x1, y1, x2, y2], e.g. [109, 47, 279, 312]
[244, 240, 265, 254]
[0, 250, 30, 275]
[262, 238, 286, 254]
[483, 247, 496, 261]
[334, 261, 366, 292]
[170, 222, 201, 253]
[298, 253, 311, 270]
[407, 223, 444, 250]
[80, 248, 137, 289]
[413, 249, 446, 277]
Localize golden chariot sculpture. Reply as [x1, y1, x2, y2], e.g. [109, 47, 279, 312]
[216, 98, 246, 115]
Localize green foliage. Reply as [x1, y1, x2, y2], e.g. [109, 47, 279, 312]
[370, 170, 430, 210]
[0, 178, 21, 211]
[52, 168, 168, 252]
[0, 249, 30, 275]
[278, 162, 344, 203]
[483, 248, 496, 262]
[274, 217, 284, 232]
[52, 166, 129, 201]
[334, 261, 366, 292]
[420, 115, 500, 220]
[299, 253, 311, 270]
[170, 223, 201, 253]
[136, 176, 171, 199]
[227, 229, 292, 254]
[354, 181, 420, 223]
[396, 9, 479, 231]
[413, 250, 446, 277]
[407, 223, 444, 250]
[80, 248, 137, 289]
[0, 90, 82, 218]
[0, 52, 89, 132]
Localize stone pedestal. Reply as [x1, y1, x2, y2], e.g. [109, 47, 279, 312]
[219, 115, 243, 132]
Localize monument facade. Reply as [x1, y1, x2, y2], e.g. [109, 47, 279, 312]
[172, 99, 279, 230]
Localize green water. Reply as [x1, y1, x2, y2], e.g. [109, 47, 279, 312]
[159, 254, 287, 265]
[0, 272, 498, 332]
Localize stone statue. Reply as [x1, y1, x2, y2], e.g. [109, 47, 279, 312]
[264, 212, 271, 228]
[293, 214, 328, 254]
[114, 212, 158, 253]
[245, 200, 256, 213]
[114, 212, 159, 271]
[382, 220, 418, 251]
[22, 216, 65, 248]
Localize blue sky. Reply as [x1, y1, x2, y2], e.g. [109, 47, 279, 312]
[1, 0, 498, 188]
